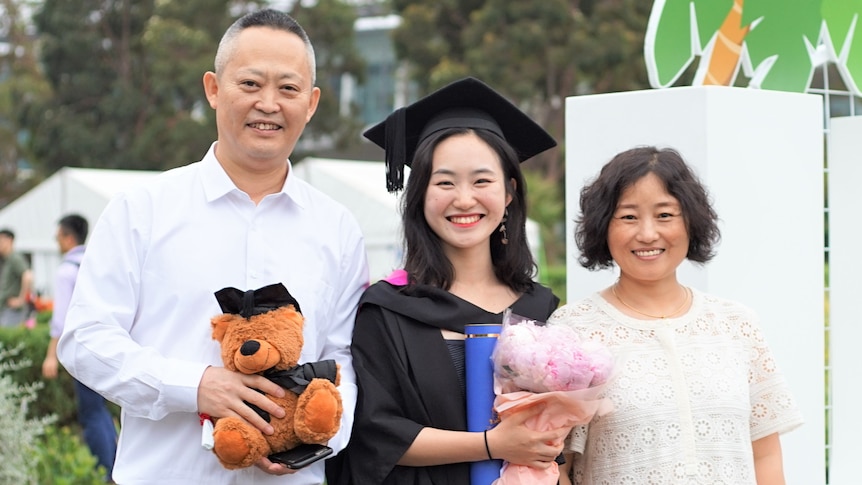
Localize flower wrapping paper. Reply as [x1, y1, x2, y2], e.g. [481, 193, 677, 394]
[490, 311, 614, 485]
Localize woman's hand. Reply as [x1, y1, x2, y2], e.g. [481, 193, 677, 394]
[487, 404, 569, 469]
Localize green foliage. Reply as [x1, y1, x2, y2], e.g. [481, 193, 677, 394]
[24, 0, 239, 173]
[523, 168, 566, 267]
[543, 264, 568, 306]
[291, 0, 367, 154]
[0, 321, 116, 483]
[391, 0, 651, 118]
[32, 425, 106, 485]
[18, 0, 368, 176]
[0, 342, 55, 485]
[0, 323, 89, 427]
[0, 0, 51, 206]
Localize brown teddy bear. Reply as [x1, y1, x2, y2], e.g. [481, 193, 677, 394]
[207, 283, 343, 469]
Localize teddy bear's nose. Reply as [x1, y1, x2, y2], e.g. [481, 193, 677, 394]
[240, 340, 260, 356]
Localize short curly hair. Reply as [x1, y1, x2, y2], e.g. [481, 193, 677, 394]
[576, 146, 721, 270]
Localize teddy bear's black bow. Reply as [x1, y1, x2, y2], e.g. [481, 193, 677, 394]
[214, 283, 302, 318]
[244, 360, 338, 423]
[264, 360, 338, 394]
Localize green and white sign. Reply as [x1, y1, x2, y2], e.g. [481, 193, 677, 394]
[645, 0, 862, 96]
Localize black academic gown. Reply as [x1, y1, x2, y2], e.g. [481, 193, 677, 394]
[327, 280, 559, 485]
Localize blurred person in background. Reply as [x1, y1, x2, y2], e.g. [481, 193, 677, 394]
[0, 228, 33, 327]
[42, 213, 118, 482]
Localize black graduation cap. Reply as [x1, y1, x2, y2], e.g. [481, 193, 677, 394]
[363, 77, 557, 192]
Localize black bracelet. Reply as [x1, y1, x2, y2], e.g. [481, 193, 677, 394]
[483, 430, 493, 460]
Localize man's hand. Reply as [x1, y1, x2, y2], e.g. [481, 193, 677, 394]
[254, 456, 299, 475]
[6, 296, 25, 309]
[197, 366, 287, 436]
[42, 338, 60, 379]
[42, 355, 59, 379]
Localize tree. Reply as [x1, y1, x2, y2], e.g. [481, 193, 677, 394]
[22, 0, 365, 174]
[290, 0, 366, 156]
[27, 0, 155, 172]
[390, 0, 653, 267]
[23, 0, 255, 173]
[0, 0, 50, 207]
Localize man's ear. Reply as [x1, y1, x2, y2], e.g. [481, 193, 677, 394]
[203, 71, 219, 109]
[305, 86, 321, 122]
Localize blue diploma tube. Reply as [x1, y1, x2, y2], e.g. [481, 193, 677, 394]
[465, 324, 503, 484]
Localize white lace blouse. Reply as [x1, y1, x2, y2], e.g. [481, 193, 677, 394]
[548, 288, 803, 485]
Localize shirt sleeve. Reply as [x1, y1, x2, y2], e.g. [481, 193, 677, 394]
[57, 192, 208, 420]
[49, 262, 77, 338]
[745, 310, 805, 440]
[316, 214, 369, 454]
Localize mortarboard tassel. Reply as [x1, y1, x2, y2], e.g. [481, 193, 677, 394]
[384, 107, 407, 192]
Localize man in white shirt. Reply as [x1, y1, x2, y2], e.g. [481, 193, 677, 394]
[57, 9, 369, 485]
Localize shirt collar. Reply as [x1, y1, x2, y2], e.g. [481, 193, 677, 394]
[199, 142, 308, 208]
[201, 142, 239, 202]
[282, 160, 310, 209]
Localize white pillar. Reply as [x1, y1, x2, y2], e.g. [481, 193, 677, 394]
[565, 86, 825, 484]
[826, 115, 862, 485]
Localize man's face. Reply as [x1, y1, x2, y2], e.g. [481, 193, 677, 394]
[0, 235, 11, 256]
[55, 227, 74, 253]
[203, 26, 320, 175]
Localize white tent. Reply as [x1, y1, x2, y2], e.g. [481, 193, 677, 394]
[0, 159, 543, 296]
[0, 167, 160, 296]
[292, 157, 405, 281]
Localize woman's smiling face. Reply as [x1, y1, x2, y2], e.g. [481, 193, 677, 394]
[607, 172, 690, 284]
[423, 132, 512, 255]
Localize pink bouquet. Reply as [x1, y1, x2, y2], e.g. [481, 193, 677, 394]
[490, 311, 614, 485]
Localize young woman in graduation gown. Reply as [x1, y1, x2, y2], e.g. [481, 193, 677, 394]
[326, 78, 569, 485]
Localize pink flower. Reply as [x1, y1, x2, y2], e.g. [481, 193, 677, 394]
[492, 317, 613, 395]
[489, 313, 614, 485]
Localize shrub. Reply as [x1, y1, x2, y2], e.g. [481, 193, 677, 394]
[0, 317, 119, 484]
[0, 343, 55, 484]
[33, 425, 106, 485]
[0, 322, 79, 425]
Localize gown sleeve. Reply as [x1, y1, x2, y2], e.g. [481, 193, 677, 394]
[339, 304, 426, 483]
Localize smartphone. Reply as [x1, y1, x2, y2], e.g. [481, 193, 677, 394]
[268, 444, 333, 469]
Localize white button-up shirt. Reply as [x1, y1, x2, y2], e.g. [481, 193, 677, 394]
[58, 143, 369, 484]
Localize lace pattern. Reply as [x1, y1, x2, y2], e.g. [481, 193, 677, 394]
[549, 289, 803, 485]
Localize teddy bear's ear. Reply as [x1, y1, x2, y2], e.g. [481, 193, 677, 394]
[211, 314, 234, 342]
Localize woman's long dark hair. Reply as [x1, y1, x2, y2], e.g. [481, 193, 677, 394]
[401, 128, 535, 292]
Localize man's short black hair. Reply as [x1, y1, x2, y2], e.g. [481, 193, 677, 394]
[58, 214, 89, 246]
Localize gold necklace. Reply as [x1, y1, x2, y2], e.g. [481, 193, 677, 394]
[612, 284, 690, 319]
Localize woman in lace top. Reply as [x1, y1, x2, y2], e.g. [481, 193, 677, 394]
[550, 146, 803, 485]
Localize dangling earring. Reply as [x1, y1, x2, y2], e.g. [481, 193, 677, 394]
[499, 209, 509, 245]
